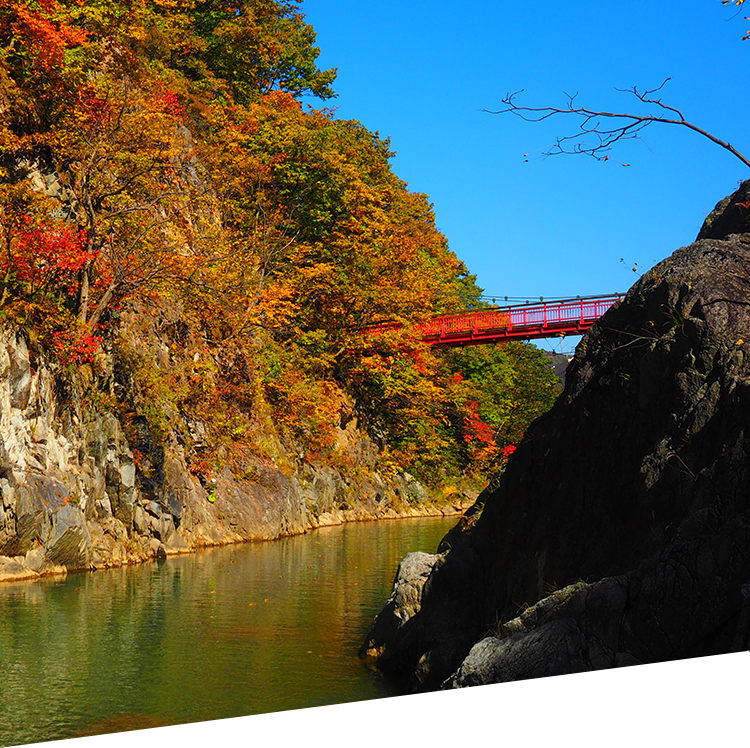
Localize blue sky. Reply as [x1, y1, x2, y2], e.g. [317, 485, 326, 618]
[300, 1, 749, 350]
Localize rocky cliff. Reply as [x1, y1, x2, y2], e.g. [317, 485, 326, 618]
[362, 180, 750, 690]
[0, 311, 470, 584]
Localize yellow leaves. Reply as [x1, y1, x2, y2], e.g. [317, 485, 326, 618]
[30, 72, 226, 323]
[258, 339, 341, 452]
[152, 0, 195, 9]
[252, 283, 299, 327]
[260, 90, 302, 113]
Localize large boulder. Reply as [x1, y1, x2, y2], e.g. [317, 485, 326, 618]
[365, 180, 750, 690]
[360, 551, 443, 678]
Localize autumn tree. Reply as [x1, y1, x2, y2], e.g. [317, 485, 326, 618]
[0, 0, 561, 483]
[188, 0, 336, 103]
[52, 77, 212, 326]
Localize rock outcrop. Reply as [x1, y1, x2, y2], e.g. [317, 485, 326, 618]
[0, 323, 471, 584]
[364, 180, 750, 690]
[360, 551, 442, 676]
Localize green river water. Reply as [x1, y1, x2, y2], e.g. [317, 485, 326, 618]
[0, 515, 458, 746]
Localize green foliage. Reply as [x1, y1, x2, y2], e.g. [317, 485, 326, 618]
[259, 335, 340, 451]
[341, 336, 561, 484]
[190, 0, 336, 103]
[450, 343, 562, 455]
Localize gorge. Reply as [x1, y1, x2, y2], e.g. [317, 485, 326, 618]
[3, 1, 748, 744]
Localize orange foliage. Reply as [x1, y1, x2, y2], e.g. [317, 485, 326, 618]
[2, 0, 87, 73]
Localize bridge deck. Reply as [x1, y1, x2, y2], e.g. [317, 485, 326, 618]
[365, 295, 623, 348]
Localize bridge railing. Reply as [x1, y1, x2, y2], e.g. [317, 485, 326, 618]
[505, 296, 620, 331]
[361, 294, 623, 346]
[418, 295, 622, 341]
[417, 309, 511, 338]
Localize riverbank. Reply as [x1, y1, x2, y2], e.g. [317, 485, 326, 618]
[307, 499, 471, 528]
[0, 494, 473, 584]
[0, 312, 483, 588]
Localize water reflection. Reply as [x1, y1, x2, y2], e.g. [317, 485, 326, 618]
[0, 516, 456, 746]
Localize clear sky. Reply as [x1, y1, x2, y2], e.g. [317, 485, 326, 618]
[300, 0, 749, 351]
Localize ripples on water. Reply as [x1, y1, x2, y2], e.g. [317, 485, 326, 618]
[0, 516, 457, 746]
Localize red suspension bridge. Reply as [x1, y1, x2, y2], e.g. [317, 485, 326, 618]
[366, 294, 624, 348]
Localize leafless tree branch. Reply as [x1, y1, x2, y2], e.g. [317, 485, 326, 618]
[487, 79, 750, 169]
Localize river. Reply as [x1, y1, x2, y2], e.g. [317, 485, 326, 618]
[0, 515, 457, 746]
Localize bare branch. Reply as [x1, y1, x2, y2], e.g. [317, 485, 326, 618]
[487, 81, 750, 169]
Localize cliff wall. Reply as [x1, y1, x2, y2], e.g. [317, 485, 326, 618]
[0, 316, 470, 584]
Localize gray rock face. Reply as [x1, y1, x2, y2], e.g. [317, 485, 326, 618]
[46, 503, 93, 568]
[697, 179, 750, 240]
[8, 336, 31, 410]
[360, 551, 442, 670]
[405, 527, 750, 748]
[0, 322, 463, 582]
[407, 544, 750, 748]
[0, 331, 149, 574]
[366, 180, 750, 691]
